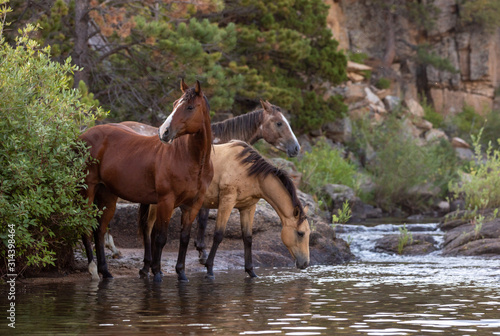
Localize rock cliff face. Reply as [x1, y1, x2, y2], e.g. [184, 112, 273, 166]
[327, 0, 500, 116]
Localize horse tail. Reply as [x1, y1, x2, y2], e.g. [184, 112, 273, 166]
[138, 203, 150, 240]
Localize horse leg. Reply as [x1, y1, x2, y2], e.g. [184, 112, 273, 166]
[80, 179, 101, 280]
[94, 186, 118, 279]
[138, 203, 152, 277]
[175, 206, 199, 282]
[240, 205, 258, 278]
[104, 231, 122, 259]
[151, 198, 175, 282]
[194, 208, 209, 265]
[82, 234, 99, 281]
[204, 195, 236, 279]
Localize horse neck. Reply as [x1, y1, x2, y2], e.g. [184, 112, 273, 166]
[188, 112, 212, 168]
[211, 109, 263, 144]
[258, 174, 297, 226]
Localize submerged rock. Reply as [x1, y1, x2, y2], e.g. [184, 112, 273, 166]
[374, 234, 438, 255]
[440, 210, 500, 257]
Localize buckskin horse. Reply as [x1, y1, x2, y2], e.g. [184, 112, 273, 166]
[117, 100, 300, 264]
[80, 80, 213, 282]
[141, 141, 310, 278]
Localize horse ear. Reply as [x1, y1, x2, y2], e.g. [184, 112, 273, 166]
[180, 79, 189, 92]
[260, 99, 272, 112]
[195, 80, 202, 95]
[303, 205, 309, 215]
[293, 206, 300, 218]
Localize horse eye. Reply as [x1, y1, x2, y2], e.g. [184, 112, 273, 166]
[297, 231, 305, 238]
[276, 122, 283, 127]
[187, 105, 194, 111]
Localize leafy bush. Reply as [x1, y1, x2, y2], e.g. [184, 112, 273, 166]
[447, 105, 485, 142]
[450, 130, 500, 210]
[0, 23, 105, 272]
[422, 96, 444, 128]
[292, 138, 358, 196]
[347, 51, 368, 64]
[375, 77, 391, 90]
[350, 116, 459, 213]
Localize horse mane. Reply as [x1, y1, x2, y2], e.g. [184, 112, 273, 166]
[232, 141, 305, 221]
[211, 109, 264, 143]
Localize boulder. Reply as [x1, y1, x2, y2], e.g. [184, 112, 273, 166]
[344, 83, 367, 103]
[374, 234, 439, 255]
[404, 98, 425, 118]
[440, 215, 500, 257]
[451, 137, 470, 149]
[322, 117, 352, 143]
[347, 60, 373, 72]
[383, 95, 401, 112]
[321, 184, 356, 211]
[425, 129, 448, 143]
[455, 147, 474, 161]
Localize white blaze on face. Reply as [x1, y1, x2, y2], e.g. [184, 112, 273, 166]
[281, 114, 299, 148]
[159, 99, 185, 138]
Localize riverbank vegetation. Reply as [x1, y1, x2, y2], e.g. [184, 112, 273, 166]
[0, 19, 106, 272]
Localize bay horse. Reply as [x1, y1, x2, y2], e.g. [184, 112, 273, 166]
[117, 100, 300, 264]
[80, 80, 213, 282]
[142, 141, 310, 278]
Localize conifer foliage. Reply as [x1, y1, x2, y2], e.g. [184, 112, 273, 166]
[7, 0, 347, 131]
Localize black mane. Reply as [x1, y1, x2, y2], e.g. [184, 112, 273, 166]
[231, 141, 305, 221]
[211, 109, 264, 144]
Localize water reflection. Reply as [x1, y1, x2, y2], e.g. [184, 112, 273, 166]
[2, 222, 500, 335]
[1, 263, 499, 335]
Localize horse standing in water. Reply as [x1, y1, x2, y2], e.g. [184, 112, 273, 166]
[80, 80, 213, 282]
[141, 141, 310, 278]
[119, 100, 300, 264]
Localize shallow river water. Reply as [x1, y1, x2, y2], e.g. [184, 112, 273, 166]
[2, 222, 500, 335]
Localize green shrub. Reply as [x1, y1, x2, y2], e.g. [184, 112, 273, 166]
[351, 116, 459, 212]
[477, 109, 500, 150]
[347, 51, 368, 64]
[447, 104, 485, 143]
[375, 77, 391, 90]
[397, 224, 413, 255]
[422, 96, 444, 128]
[450, 130, 500, 210]
[292, 137, 358, 196]
[0, 23, 105, 272]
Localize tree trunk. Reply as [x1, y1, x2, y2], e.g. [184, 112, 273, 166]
[73, 0, 90, 88]
[382, 11, 396, 71]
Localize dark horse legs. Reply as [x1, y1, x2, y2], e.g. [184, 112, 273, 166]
[194, 208, 210, 264]
[82, 185, 116, 279]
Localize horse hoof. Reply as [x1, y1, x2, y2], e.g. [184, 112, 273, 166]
[178, 273, 189, 283]
[198, 251, 208, 265]
[153, 273, 163, 282]
[204, 273, 214, 280]
[139, 269, 149, 278]
[102, 271, 114, 279]
[247, 270, 258, 278]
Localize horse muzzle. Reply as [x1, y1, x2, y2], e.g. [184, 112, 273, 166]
[159, 127, 177, 144]
[287, 143, 300, 157]
[295, 256, 309, 270]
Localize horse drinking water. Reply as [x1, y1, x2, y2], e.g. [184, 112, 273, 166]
[142, 141, 310, 278]
[80, 80, 213, 282]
